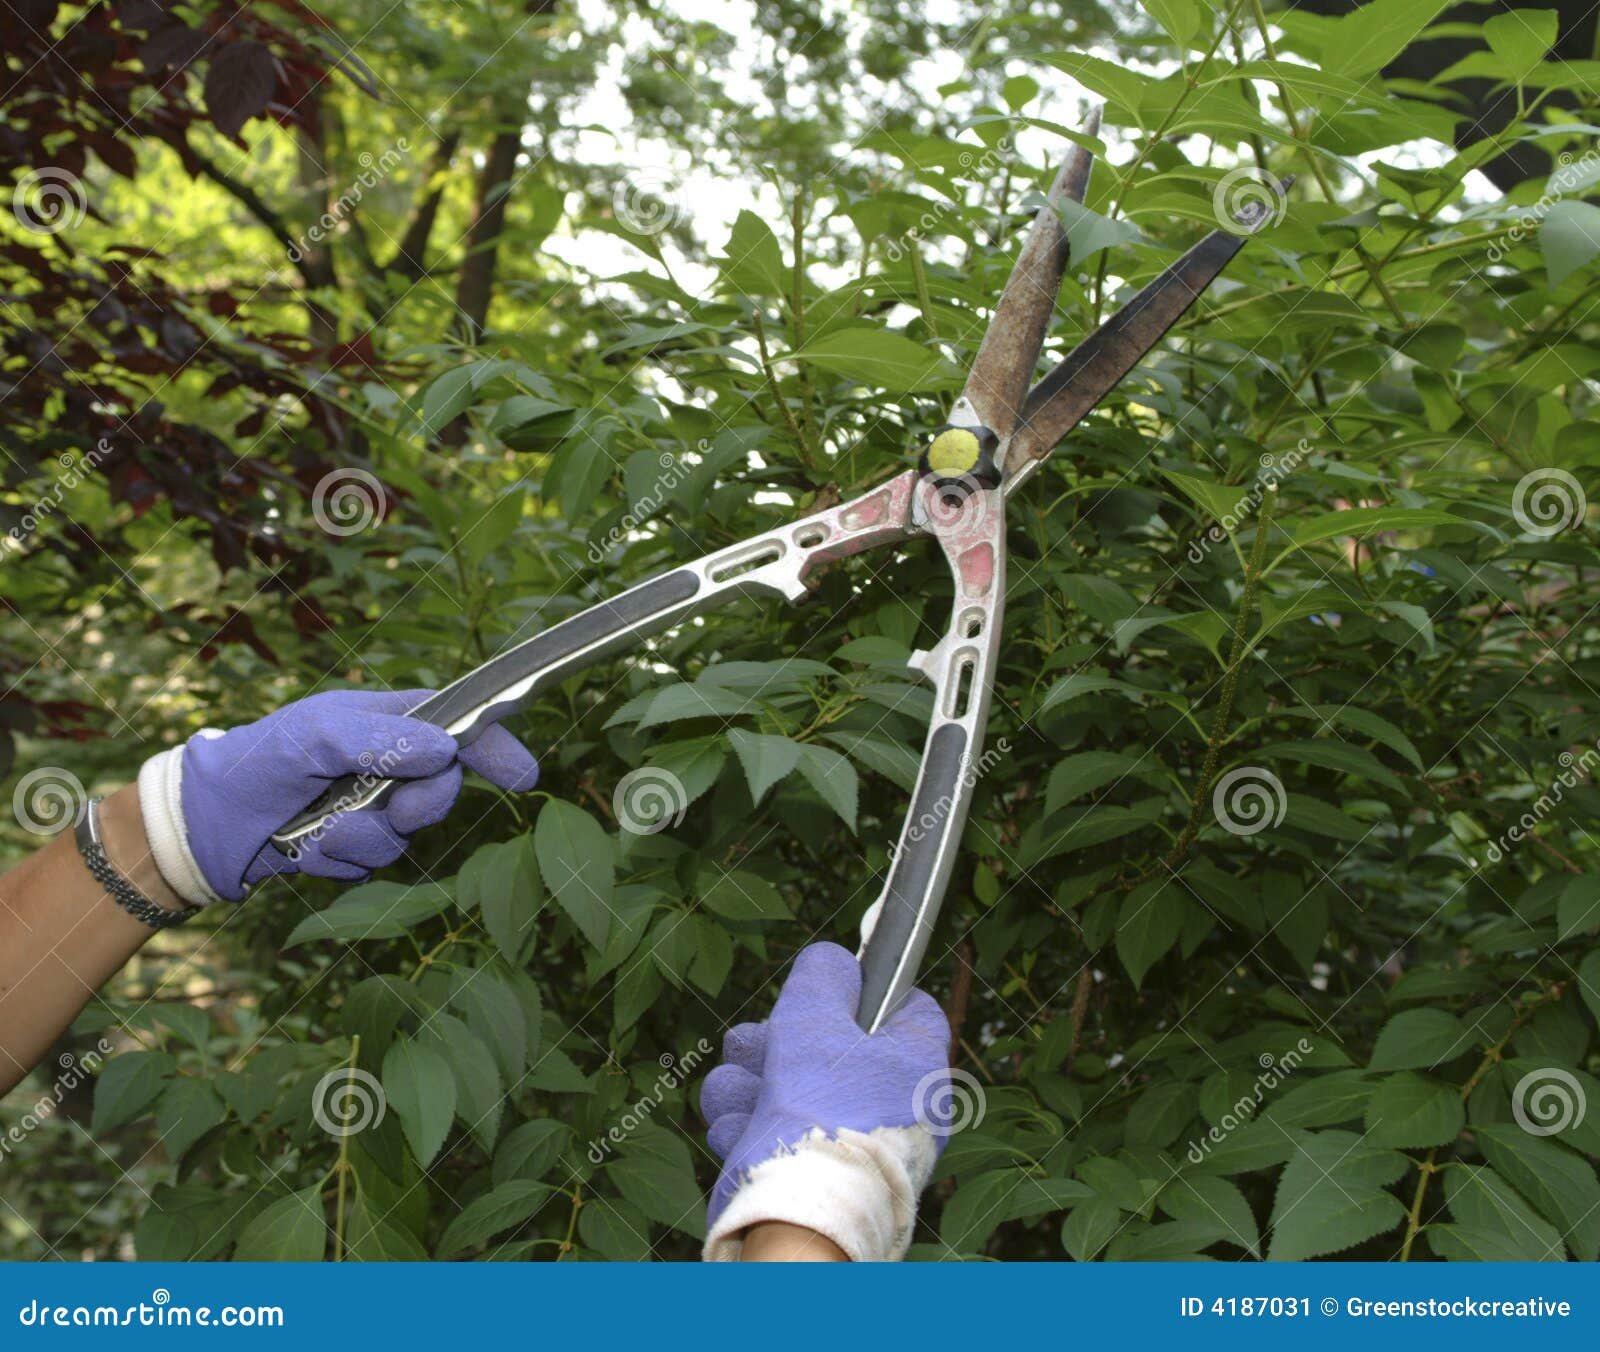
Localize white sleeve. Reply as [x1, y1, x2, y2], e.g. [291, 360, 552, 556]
[702, 1125, 938, 1263]
[136, 734, 225, 907]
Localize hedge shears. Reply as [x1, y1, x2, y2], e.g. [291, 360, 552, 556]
[272, 106, 1282, 1032]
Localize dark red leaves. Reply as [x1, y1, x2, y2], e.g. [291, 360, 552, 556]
[203, 39, 279, 138]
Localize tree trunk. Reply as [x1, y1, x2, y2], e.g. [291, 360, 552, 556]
[452, 125, 522, 344]
[388, 131, 462, 281]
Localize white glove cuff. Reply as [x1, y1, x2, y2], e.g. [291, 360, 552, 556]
[703, 1125, 938, 1263]
[136, 732, 225, 908]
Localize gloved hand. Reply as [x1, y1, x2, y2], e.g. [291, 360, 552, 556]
[700, 942, 952, 1262]
[137, 689, 539, 904]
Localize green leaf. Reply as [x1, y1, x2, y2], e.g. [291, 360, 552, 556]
[1284, 795, 1370, 842]
[1277, 507, 1467, 564]
[1161, 469, 1254, 528]
[423, 1013, 504, 1152]
[1138, 0, 1200, 46]
[1557, 874, 1600, 941]
[1038, 672, 1147, 715]
[1044, 751, 1156, 815]
[1363, 1072, 1464, 1148]
[1322, 0, 1453, 78]
[1477, 1125, 1600, 1260]
[1116, 878, 1184, 988]
[940, 1170, 1093, 1252]
[382, 1038, 456, 1168]
[341, 975, 428, 1067]
[632, 683, 754, 730]
[1369, 1008, 1473, 1071]
[1160, 1176, 1259, 1256]
[1541, 201, 1600, 287]
[1284, 704, 1423, 772]
[462, 489, 523, 566]
[727, 729, 802, 803]
[578, 1196, 653, 1260]
[1125, 1081, 1197, 1148]
[1484, 10, 1557, 79]
[1061, 1196, 1123, 1260]
[1049, 198, 1144, 263]
[452, 971, 529, 1086]
[783, 326, 948, 389]
[1267, 1130, 1408, 1260]
[458, 835, 544, 963]
[696, 867, 792, 921]
[437, 1180, 555, 1258]
[1264, 1070, 1374, 1130]
[285, 881, 454, 946]
[534, 800, 614, 950]
[419, 365, 479, 437]
[608, 1125, 705, 1237]
[492, 1120, 572, 1186]
[92, 1051, 175, 1133]
[1443, 1164, 1564, 1261]
[233, 1186, 325, 1261]
[1260, 738, 1405, 793]
[719, 209, 785, 297]
[1579, 951, 1600, 1028]
[155, 1078, 225, 1162]
[795, 743, 858, 830]
[345, 1196, 428, 1262]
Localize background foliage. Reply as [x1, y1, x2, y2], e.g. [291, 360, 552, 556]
[3, 0, 1600, 1261]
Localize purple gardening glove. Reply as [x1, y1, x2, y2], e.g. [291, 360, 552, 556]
[141, 689, 538, 903]
[699, 942, 952, 1260]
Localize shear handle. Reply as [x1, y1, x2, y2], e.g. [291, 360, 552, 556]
[856, 480, 1007, 1032]
[269, 471, 919, 856]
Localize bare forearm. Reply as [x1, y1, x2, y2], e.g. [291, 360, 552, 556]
[740, 1223, 849, 1262]
[0, 785, 185, 1097]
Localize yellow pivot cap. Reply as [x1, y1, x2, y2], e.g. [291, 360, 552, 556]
[919, 423, 1001, 487]
[927, 427, 981, 475]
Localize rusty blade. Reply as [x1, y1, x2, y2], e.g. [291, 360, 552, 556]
[1006, 184, 1289, 471]
[959, 104, 1102, 439]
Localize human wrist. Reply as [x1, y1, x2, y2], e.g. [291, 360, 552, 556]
[740, 1223, 849, 1262]
[97, 784, 191, 915]
[705, 1126, 927, 1262]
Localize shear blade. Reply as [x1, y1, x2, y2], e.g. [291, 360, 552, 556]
[959, 105, 1103, 439]
[1006, 180, 1290, 469]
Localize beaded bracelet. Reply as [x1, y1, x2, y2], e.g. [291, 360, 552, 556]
[74, 797, 201, 930]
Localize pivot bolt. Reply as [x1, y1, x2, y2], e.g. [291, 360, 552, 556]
[919, 423, 1001, 489]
